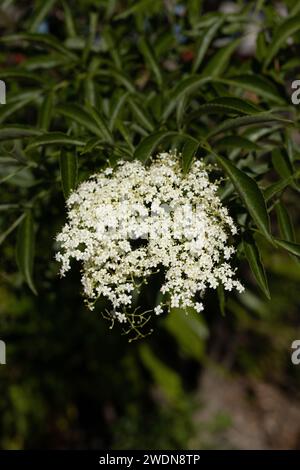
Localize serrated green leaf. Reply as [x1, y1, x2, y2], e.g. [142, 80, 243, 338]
[272, 148, 293, 179]
[60, 149, 78, 199]
[16, 211, 37, 295]
[22, 54, 67, 70]
[95, 69, 136, 93]
[181, 139, 199, 174]
[191, 12, 223, 29]
[0, 33, 77, 59]
[243, 234, 270, 300]
[38, 91, 54, 131]
[128, 97, 154, 133]
[26, 132, 85, 149]
[134, 131, 178, 162]
[194, 97, 261, 116]
[86, 105, 114, 144]
[154, 31, 175, 57]
[209, 113, 292, 138]
[116, 120, 134, 153]
[82, 11, 98, 63]
[61, 0, 76, 37]
[275, 239, 300, 257]
[163, 75, 211, 120]
[215, 154, 271, 241]
[0, 91, 41, 123]
[109, 92, 129, 130]
[215, 136, 260, 151]
[282, 57, 300, 71]
[217, 74, 284, 104]
[264, 14, 300, 68]
[164, 307, 208, 360]
[57, 104, 111, 141]
[115, 0, 158, 20]
[256, 31, 267, 62]
[192, 18, 223, 72]
[84, 77, 96, 107]
[176, 95, 188, 129]
[264, 176, 293, 201]
[102, 27, 122, 69]
[202, 38, 240, 77]
[79, 138, 102, 155]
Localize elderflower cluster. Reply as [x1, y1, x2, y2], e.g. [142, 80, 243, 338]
[56, 152, 244, 326]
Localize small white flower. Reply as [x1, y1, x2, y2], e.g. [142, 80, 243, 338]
[154, 305, 163, 316]
[195, 302, 204, 313]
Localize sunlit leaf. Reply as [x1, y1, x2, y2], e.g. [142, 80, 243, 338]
[139, 344, 184, 403]
[164, 307, 208, 360]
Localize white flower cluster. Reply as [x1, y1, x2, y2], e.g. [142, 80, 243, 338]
[56, 152, 244, 325]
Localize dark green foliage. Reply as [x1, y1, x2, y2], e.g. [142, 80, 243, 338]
[1, 0, 300, 450]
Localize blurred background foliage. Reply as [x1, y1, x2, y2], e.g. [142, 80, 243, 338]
[1, 0, 300, 449]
